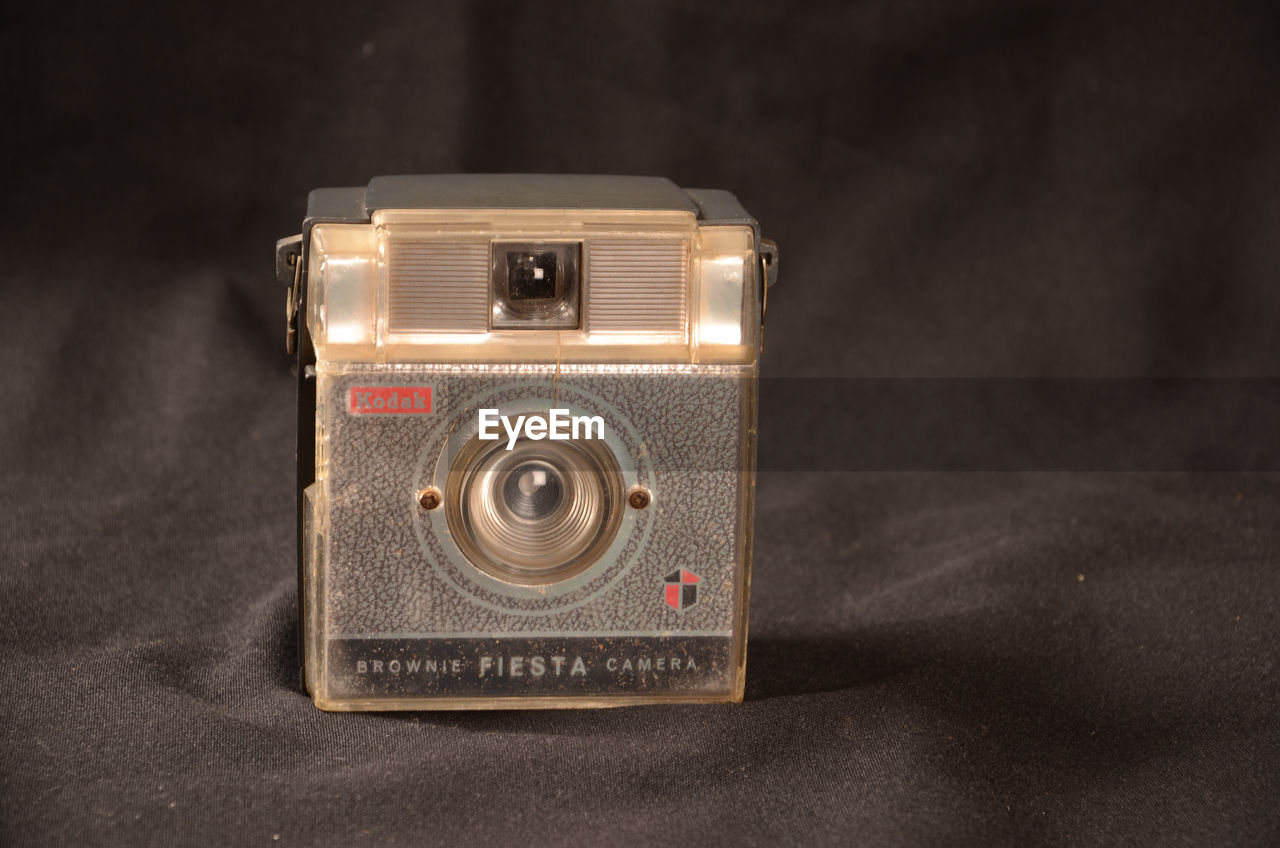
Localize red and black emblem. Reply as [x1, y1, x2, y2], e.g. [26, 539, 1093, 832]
[663, 569, 701, 611]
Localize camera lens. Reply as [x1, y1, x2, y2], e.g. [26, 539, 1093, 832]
[501, 461, 565, 520]
[446, 434, 624, 585]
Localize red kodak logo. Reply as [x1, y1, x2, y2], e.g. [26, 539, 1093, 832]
[349, 386, 433, 415]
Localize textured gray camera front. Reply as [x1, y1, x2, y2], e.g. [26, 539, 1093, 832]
[316, 365, 753, 637]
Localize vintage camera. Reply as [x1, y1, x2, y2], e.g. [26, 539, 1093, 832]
[277, 175, 777, 709]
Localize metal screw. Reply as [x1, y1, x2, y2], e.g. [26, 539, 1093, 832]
[628, 487, 651, 510]
[418, 487, 442, 511]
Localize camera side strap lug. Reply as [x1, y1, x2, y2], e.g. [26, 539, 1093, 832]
[277, 234, 303, 355]
[758, 237, 778, 352]
[759, 238, 779, 291]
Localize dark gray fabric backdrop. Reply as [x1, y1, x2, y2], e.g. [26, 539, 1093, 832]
[3, 1, 1279, 845]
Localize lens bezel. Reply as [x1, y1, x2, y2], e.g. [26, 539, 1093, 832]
[445, 432, 624, 585]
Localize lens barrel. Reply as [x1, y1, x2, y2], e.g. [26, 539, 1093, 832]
[445, 433, 624, 585]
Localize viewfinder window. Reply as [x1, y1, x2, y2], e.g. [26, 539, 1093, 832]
[507, 251, 559, 300]
[491, 242, 580, 329]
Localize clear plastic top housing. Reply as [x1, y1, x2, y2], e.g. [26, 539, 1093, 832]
[306, 209, 759, 365]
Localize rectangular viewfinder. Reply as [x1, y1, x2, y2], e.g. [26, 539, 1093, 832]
[491, 242, 581, 330]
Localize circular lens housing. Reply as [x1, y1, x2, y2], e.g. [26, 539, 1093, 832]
[445, 433, 625, 585]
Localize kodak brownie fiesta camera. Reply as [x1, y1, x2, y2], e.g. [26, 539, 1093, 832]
[277, 174, 776, 709]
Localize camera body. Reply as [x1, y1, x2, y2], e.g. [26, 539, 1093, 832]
[278, 175, 775, 709]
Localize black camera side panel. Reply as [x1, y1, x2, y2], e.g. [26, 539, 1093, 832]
[287, 188, 371, 690]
